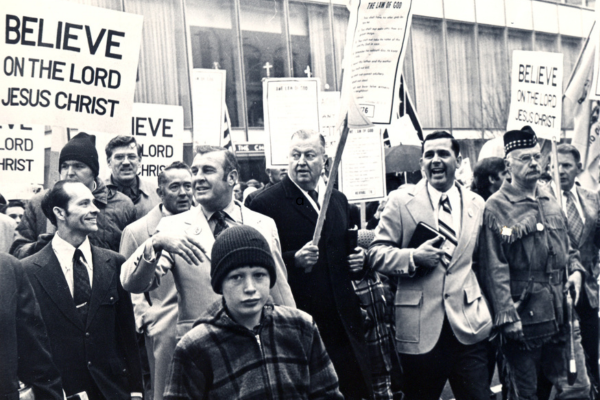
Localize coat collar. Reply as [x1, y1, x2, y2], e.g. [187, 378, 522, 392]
[145, 204, 165, 237]
[281, 176, 318, 225]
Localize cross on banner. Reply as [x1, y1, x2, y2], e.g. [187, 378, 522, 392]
[263, 62, 272, 77]
[304, 66, 312, 77]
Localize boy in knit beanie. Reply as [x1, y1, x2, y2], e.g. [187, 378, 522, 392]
[163, 225, 343, 400]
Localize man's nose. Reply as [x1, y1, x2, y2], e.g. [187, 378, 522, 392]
[90, 202, 100, 213]
[66, 166, 75, 175]
[243, 277, 257, 292]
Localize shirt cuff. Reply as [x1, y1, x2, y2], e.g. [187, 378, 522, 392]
[131, 393, 143, 398]
[407, 250, 416, 277]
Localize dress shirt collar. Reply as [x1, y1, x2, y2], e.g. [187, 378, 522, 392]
[51, 233, 93, 294]
[201, 199, 242, 223]
[161, 204, 173, 217]
[427, 182, 460, 209]
[290, 177, 323, 213]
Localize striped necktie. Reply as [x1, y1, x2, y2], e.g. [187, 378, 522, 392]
[211, 210, 229, 238]
[565, 191, 584, 248]
[73, 249, 92, 322]
[438, 194, 457, 267]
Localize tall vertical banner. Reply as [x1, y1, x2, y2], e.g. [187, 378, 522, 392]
[94, 103, 184, 179]
[0, 0, 143, 134]
[346, 0, 413, 125]
[263, 78, 321, 168]
[590, 2, 600, 100]
[506, 51, 563, 139]
[0, 124, 45, 197]
[191, 69, 225, 146]
[339, 127, 386, 202]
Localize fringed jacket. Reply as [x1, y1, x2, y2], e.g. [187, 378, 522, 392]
[478, 182, 585, 346]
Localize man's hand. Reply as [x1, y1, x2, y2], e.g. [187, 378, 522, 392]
[565, 270, 583, 306]
[151, 232, 208, 266]
[347, 247, 365, 273]
[412, 236, 444, 269]
[295, 241, 319, 270]
[503, 320, 524, 341]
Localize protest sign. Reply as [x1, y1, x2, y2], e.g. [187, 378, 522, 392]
[191, 69, 225, 146]
[347, 0, 413, 125]
[263, 78, 320, 167]
[506, 51, 563, 139]
[320, 91, 341, 157]
[0, 124, 45, 196]
[339, 127, 386, 202]
[0, 0, 143, 134]
[94, 103, 184, 179]
[590, 3, 600, 100]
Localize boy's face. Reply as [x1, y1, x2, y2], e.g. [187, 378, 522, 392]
[222, 266, 270, 328]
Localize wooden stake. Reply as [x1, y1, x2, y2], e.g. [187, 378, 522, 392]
[552, 137, 562, 208]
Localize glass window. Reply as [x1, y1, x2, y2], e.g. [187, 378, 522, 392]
[289, 2, 336, 91]
[565, 0, 583, 4]
[479, 26, 509, 129]
[507, 29, 533, 88]
[411, 17, 451, 128]
[562, 36, 584, 129]
[187, 0, 245, 128]
[534, 33, 559, 53]
[588, 0, 596, 9]
[240, 0, 289, 128]
[126, 0, 192, 128]
[446, 22, 481, 128]
[333, 5, 350, 89]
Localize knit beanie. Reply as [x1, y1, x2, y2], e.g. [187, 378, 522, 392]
[210, 225, 276, 295]
[59, 132, 99, 177]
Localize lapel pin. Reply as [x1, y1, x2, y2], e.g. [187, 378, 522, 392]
[501, 226, 512, 237]
[468, 208, 473, 218]
[536, 223, 544, 232]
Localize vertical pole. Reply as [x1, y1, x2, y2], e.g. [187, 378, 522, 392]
[360, 202, 367, 229]
[552, 138, 562, 208]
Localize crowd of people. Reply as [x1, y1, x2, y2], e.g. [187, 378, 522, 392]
[1, 125, 599, 400]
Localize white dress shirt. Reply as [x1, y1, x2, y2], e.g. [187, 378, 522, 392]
[290, 177, 325, 214]
[427, 182, 462, 234]
[51, 233, 93, 297]
[201, 200, 243, 233]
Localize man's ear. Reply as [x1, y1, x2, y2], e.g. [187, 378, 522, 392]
[456, 155, 462, 168]
[228, 170, 239, 186]
[156, 186, 163, 198]
[577, 162, 583, 173]
[53, 206, 67, 222]
[488, 175, 497, 185]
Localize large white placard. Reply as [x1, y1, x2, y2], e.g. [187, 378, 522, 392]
[339, 127, 386, 203]
[94, 103, 184, 179]
[0, 0, 143, 134]
[263, 78, 321, 167]
[0, 124, 45, 193]
[348, 0, 413, 124]
[506, 51, 563, 139]
[320, 91, 341, 158]
[191, 69, 225, 146]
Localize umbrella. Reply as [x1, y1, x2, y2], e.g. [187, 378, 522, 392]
[385, 145, 421, 173]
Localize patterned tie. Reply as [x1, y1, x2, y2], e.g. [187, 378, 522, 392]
[73, 249, 92, 322]
[565, 191, 584, 248]
[211, 210, 230, 238]
[438, 194, 457, 267]
[308, 190, 320, 209]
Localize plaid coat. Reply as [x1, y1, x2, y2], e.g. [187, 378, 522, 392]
[164, 299, 343, 400]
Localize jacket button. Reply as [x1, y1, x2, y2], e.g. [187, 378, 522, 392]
[110, 296, 114, 301]
[444, 294, 449, 299]
[123, 368, 127, 373]
[88, 361, 92, 367]
[85, 332, 90, 337]
[530, 311, 534, 317]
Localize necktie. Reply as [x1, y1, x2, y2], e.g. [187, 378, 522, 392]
[308, 190, 320, 209]
[565, 191, 584, 248]
[438, 194, 457, 267]
[211, 210, 229, 238]
[73, 249, 92, 322]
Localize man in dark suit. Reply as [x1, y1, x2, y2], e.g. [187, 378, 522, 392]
[0, 252, 64, 400]
[557, 143, 600, 389]
[22, 181, 143, 400]
[248, 130, 371, 399]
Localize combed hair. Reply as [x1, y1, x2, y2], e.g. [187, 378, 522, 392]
[41, 180, 73, 226]
[6, 199, 25, 209]
[557, 143, 581, 165]
[105, 136, 142, 158]
[290, 129, 326, 152]
[470, 157, 505, 200]
[421, 131, 460, 157]
[194, 145, 240, 180]
[157, 161, 192, 186]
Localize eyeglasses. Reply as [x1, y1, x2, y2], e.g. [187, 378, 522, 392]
[512, 153, 542, 164]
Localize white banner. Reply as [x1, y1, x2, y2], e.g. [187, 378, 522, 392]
[348, 0, 413, 124]
[320, 91, 340, 158]
[94, 103, 184, 179]
[263, 78, 321, 168]
[191, 69, 225, 146]
[0, 124, 45, 195]
[0, 0, 143, 134]
[339, 127, 386, 203]
[506, 51, 563, 139]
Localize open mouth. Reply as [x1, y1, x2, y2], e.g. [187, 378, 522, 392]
[430, 167, 445, 178]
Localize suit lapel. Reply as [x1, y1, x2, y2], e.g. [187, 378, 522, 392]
[577, 186, 597, 244]
[282, 177, 318, 225]
[406, 180, 436, 229]
[448, 185, 480, 271]
[86, 246, 116, 327]
[33, 246, 84, 331]
[145, 205, 164, 237]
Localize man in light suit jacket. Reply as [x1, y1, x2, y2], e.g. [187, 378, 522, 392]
[121, 146, 295, 340]
[557, 144, 600, 389]
[367, 131, 492, 400]
[22, 181, 143, 400]
[120, 162, 194, 400]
